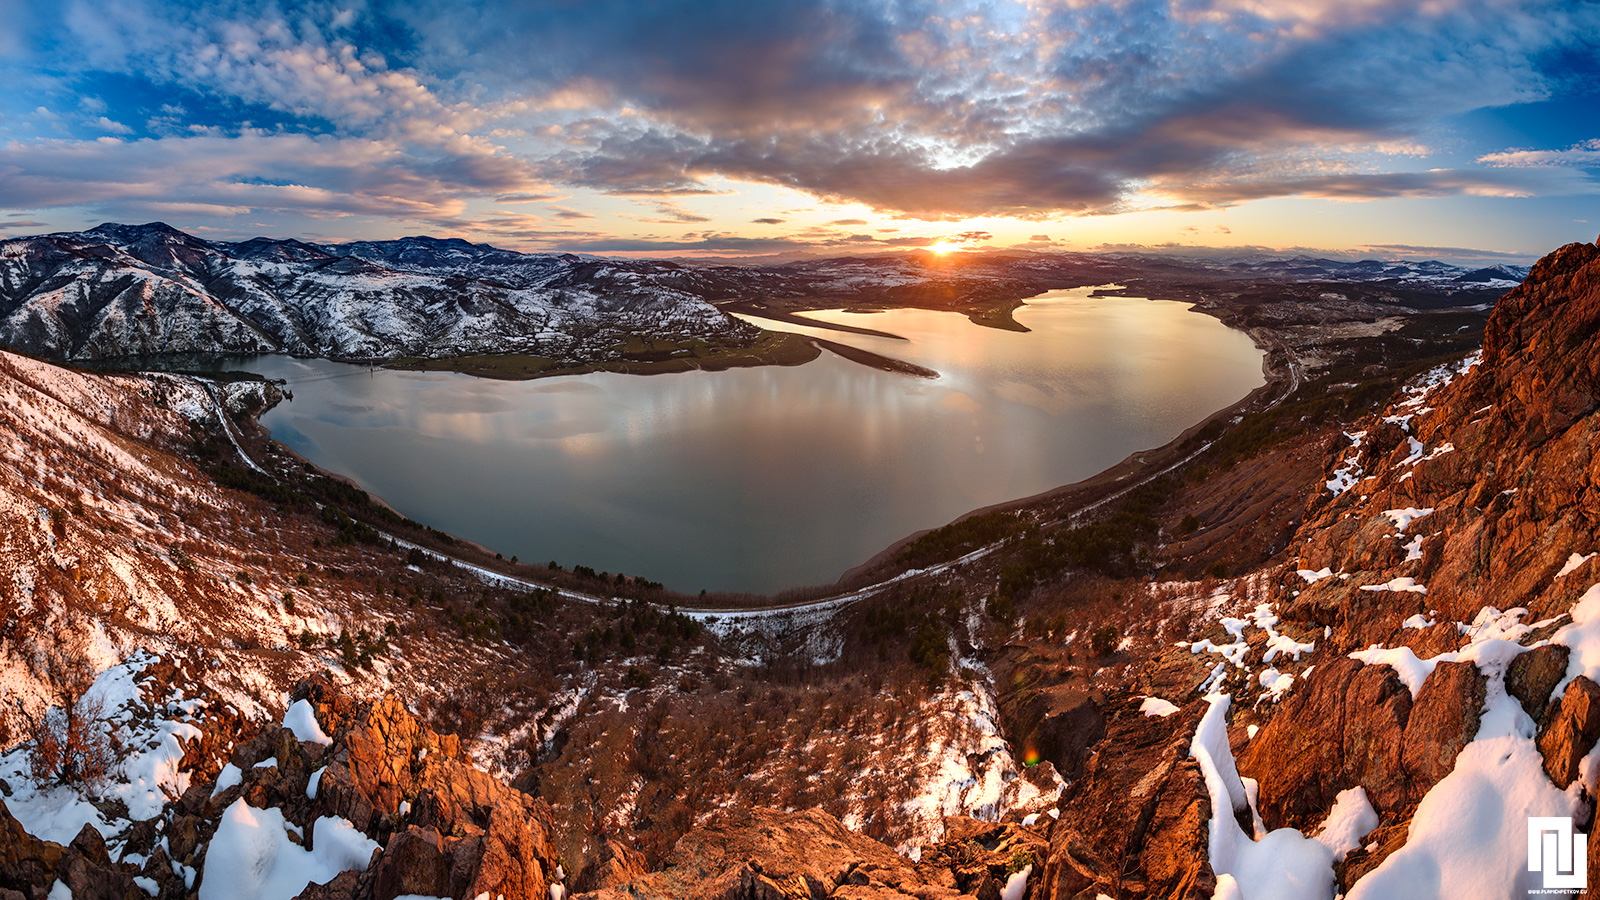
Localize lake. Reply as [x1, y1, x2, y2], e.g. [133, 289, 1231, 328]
[209, 288, 1264, 594]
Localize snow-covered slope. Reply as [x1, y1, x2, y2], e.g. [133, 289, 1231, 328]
[0, 223, 753, 361]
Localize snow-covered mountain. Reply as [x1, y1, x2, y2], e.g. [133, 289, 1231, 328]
[0, 223, 1525, 365]
[0, 223, 753, 362]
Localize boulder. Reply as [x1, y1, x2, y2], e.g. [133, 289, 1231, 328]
[1539, 675, 1600, 788]
[278, 676, 563, 900]
[1237, 657, 1411, 828]
[1506, 645, 1570, 724]
[0, 800, 64, 899]
[1398, 661, 1485, 800]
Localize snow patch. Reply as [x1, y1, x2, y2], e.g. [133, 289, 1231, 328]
[282, 700, 332, 746]
[1140, 697, 1181, 718]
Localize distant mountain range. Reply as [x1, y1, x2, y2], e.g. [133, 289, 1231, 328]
[0, 222, 1528, 363]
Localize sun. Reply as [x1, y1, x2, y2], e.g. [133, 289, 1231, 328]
[927, 241, 964, 255]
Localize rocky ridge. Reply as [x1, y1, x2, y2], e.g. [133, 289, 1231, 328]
[0, 656, 1048, 900]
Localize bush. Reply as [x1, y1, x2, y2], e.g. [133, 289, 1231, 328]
[29, 693, 114, 792]
[1178, 514, 1200, 536]
[1090, 624, 1119, 656]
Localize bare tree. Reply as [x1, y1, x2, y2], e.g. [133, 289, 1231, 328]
[26, 647, 114, 793]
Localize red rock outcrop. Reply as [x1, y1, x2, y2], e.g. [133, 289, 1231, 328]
[1037, 696, 1214, 900]
[572, 806, 1019, 900]
[1296, 239, 1600, 625]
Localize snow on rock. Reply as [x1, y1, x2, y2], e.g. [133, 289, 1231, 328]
[0, 652, 217, 841]
[890, 669, 1056, 858]
[1000, 865, 1031, 900]
[211, 764, 244, 798]
[1346, 669, 1574, 898]
[1403, 535, 1424, 562]
[1401, 613, 1436, 629]
[199, 800, 379, 900]
[1348, 646, 1439, 699]
[1557, 552, 1596, 579]
[1258, 669, 1294, 702]
[1312, 787, 1377, 863]
[1296, 568, 1333, 584]
[1324, 433, 1365, 496]
[283, 699, 332, 746]
[1353, 606, 1550, 700]
[1358, 577, 1427, 594]
[1381, 508, 1434, 532]
[1190, 694, 1336, 899]
[1140, 696, 1181, 717]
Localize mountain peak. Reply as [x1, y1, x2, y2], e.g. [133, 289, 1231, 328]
[85, 221, 186, 240]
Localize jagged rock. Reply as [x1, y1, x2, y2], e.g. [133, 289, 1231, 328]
[572, 836, 648, 893]
[1293, 239, 1600, 624]
[55, 823, 137, 900]
[1037, 697, 1214, 899]
[574, 807, 973, 900]
[0, 809, 136, 900]
[0, 799, 64, 899]
[270, 677, 562, 900]
[1506, 644, 1570, 723]
[1398, 661, 1485, 796]
[294, 868, 368, 900]
[1237, 656, 1412, 827]
[371, 828, 452, 900]
[921, 817, 1047, 900]
[1539, 675, 1600, 787]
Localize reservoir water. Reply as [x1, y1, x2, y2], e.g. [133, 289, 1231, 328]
[212, 288, 1264, 594]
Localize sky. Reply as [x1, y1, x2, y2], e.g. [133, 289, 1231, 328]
[0, 0, 1595, 262]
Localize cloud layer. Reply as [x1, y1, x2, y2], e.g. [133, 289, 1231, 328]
[0, 0, 1595, 246]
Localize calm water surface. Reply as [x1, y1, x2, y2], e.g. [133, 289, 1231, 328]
[214, 288, 1264, 594]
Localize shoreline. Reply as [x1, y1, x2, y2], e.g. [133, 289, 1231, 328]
[833, 320, 1295, 587]
[217, 298, 1292, 609]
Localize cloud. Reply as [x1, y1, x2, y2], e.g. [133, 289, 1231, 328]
[1356, 243, 1538, 262]
[0, 133, 549, 222]
[1478, 139, 1600, 168]
[1, 0, 1595, 239]
[539, 228, 942, 256]
[1090, 238, 1536, 265]
[1149, 167, 1599, 205]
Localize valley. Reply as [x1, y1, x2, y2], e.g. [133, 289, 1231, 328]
[2, 223, 1585, 900]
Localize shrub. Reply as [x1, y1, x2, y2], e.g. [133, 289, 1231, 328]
[1090, 624, 1119, 656]
[29, 694, 114, 792]
[1178, 514, 1200, 536]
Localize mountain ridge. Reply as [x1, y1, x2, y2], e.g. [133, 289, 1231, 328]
[0, 223, 1526, 370]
